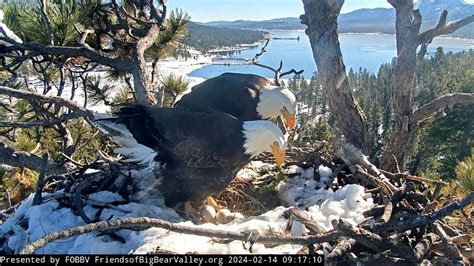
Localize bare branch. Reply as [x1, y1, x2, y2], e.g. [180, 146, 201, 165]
[32, 153, 49, 205]
[250, 39, 270, 64]
[0, 86, 94, 120]
[1, 41, 132, 72]
[381, 169, 449, 187]
[0, 113, 85, 129]
[247, 39, 303, 86]
[19, 217, 341, 254]
[280, 69, 304, 79]
[419, 13, 474, 45]
[0, 141, 70, 176]
[40, 0, 54, 46]
[327, 238, 357, 262]
[410, 93, 474, 126]
[336, 220, 417, 262]
[364, 193, 474, 233]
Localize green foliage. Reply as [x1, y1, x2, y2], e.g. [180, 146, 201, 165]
[184, 22, 267, 52]
[111, 86, 135, 109]
[289, 49, 472, 180]
[345, 49, 473, 178]
[411, 106, 473, 179]
[408, 49, 474, 179]
[0, 167, 38, 209]
[158, 73, 190, 106]
[295, 117, 335, 146]
[3, 1, 87, 45]
[147, 9, 190, 61]
[455, 153, 474, 193]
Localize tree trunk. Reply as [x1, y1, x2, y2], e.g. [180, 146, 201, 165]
[131, 57, 155, 105]
[380, 0, 474, 172]
[301, 0, 372, 155]
[380, 1, 420, 171]
[302, 0, 474, 172]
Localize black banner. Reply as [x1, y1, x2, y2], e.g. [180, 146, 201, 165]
[0, 255, 324, 265]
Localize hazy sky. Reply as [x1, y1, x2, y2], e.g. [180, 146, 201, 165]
[167, 0, 474, 22]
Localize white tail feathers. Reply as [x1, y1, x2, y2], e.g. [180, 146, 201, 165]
[93, 113, 157, 170]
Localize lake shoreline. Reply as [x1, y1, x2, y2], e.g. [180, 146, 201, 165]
[187, 30, 473, 79]
[265, 29, 474, 41]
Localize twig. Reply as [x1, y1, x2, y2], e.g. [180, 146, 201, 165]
[40, 0, 54, 46]
[433, 221, 466, 262]
[335, 220, 417, 262]
[380, 201, 393, 223]
[247, 39, 303, 86]
[326, 238, 357, 262]
[19, 217, 341, 254]
[364, 193, 474, 233]
[354, 165, 396, 197]
[0, 86, 94, 120]
[380, 169, 449, 186]
[74, 179, 93, 224]
[0, 141, 71, 176]
[32, 153, 49, 206]
[0, 112, 86, 129]
[413, 233, 439, 261]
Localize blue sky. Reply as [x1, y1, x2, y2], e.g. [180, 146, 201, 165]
[168, 0, 474, 22]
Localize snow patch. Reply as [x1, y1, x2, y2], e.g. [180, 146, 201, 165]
[1, 164, 374, 254]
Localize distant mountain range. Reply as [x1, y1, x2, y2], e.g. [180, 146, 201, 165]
[204, 0, 474, 39]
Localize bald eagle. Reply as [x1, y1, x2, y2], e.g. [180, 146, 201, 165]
[174, 73, 297, 131]
[96, 105, 287, 208]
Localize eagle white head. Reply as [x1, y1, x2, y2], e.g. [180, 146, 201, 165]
[242, 120, 287, 165]
[256, 86, 297, 131]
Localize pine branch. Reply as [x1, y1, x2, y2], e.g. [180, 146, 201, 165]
[0, 86, 94, 120]
[0, 112, 86, 128]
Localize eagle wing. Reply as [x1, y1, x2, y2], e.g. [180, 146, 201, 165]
[115, 106, 245, 169]
[157, 110, 245, 169]
[174, 73, 270, 120]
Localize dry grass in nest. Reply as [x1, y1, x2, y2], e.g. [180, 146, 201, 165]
[211, 178, 266, 217]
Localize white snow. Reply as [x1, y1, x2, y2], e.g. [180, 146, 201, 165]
[154, 52, 212, 101]
[318, 165, 333, 186]
[0, 163, 374, 254]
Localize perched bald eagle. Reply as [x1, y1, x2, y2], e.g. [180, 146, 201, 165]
[175, 73, 297, 130]
[96, 105, 287, 208]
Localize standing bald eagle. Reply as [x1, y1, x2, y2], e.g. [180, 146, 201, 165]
[96, 105, 287, 208]
[174, 73, 297, 130]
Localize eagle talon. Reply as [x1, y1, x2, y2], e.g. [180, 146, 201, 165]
[206, 196, 223, 211]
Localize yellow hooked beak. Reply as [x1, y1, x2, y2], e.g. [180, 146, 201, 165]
[281, 109, 296, 131]
[270, 142, 286, 165]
